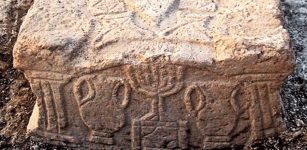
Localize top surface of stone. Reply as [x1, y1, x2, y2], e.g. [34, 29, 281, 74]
[13, 0, 293, 74]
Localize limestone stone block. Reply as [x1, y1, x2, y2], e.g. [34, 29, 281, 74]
[13, 0, 294, 149]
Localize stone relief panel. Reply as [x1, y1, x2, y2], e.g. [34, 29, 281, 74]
[26, 68, 287, 149]
[31, 80, 68, 133]
[184, 82, 242, 149]
[127, 64, 184, 121]
[26, 71, 79, 143]
[13, 0, 293, 148]
[132, 120, 188, 150]
[73, 75, 131, 145]
[88, 0, 220, 49]
[246, 82, 284, 143]
[127, 63, 187, 149]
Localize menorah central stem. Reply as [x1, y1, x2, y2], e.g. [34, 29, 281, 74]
[140, 95, 169, 121]
[158, 96, 164, 121]
[152, 95, 159, 120]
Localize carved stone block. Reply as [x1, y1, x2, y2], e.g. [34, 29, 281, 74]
[13, 0, 294, 149]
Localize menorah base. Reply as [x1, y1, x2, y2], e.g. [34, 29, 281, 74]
[90, 131, 114, 145]
[131, 119, 188, 150]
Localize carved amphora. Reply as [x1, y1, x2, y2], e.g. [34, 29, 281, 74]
[184, 82, 243, 148]
[74, 75, 131, 144]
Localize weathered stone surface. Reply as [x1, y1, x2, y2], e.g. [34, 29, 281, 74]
[0, 0, 35, 146]
[0, 0, 33, 54]
[13, 0, 294, 149]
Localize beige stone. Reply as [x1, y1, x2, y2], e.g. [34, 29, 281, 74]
[13, 0, 294, 149]
[0, 0, 33, 53]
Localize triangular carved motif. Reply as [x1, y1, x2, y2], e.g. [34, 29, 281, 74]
[125, 0, 177, 24]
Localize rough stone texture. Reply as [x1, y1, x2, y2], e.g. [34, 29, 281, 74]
[0, 0, 35, 147]
[0, 0, 305, 149]
[280, 0, 307, 129]
[12, 0, 294, 149]
[0, 0, 33, 54]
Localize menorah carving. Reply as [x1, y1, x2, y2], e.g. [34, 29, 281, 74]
[127, 64, 184, 121]
[128, 64, 188, 149]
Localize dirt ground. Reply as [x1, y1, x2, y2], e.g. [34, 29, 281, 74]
[0, 0, 307, 149]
